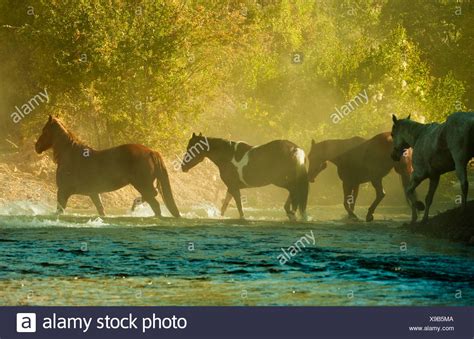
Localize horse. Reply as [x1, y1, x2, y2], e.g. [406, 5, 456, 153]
[34, 115, 180, 218]
[391, 112, 474, 223]
[308, 132, 417, 222]
[181, 133, 309, 220]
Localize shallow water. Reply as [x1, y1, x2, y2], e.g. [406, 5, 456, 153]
[0, 205, 473, 306]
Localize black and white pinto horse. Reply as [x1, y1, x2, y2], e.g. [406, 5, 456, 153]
[181, 133, 309, 220]
[391, 112, 474, 223]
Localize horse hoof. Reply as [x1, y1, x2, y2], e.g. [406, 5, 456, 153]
[347, 213, 359, 220]
[415, 201, 425, 211]
[365, 214, 374, 222]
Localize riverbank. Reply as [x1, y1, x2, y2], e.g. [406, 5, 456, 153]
[406, 202, 474, 244]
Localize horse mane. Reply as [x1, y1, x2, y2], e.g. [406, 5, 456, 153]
[206, 136, 229, 145]
[207, 137, 235, 149]
[51, 118, 91, 163]
[209, 137, 253, 150]
[399, 119, 439, 145]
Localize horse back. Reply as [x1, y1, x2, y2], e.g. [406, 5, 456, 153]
[334, 132, 394, 182]
[57, 143, 157, 194]
[240, 139, 306, 187]
[91, 144, 154, 167]
[249, 140, 302, 166]
[444, 112, 474, 158]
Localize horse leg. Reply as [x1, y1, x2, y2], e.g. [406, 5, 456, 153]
[406, 173, 426, 224]
[131, 197, 143, 211]
[422, 175, 440, 223]
[229, 189, 244, 219]
[343, 181, 358, 220]
[366, 179, 385, 222]
[143, 195, 162, 217]
[221, 191, 232, 216]
[132, 182, 162, 217]
[453, 158, 469, 211]
[89, 193, 105, 216]
[284, 191, 297, 221]
[351, 185, 360, 212]
[56, 190, 70, 215]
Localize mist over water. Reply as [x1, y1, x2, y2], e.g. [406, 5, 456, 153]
[0, 203, 472, 306]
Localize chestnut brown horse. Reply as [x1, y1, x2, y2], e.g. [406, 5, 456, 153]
[308, 132, 421, 221]
[35, 115, 180, 217]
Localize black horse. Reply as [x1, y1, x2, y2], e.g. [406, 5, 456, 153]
[181, 133, 309, 220]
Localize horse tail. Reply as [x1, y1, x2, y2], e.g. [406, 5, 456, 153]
[293, 148, 309, 220]
[151, 152, 181, 218]
[394, 150, 425, 211]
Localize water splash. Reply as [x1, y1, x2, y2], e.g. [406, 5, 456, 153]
[86, 217, 109, 227]
[0, 200, 51, 216]
[128, 201, 172, 217]
[191, 202, 221, 218]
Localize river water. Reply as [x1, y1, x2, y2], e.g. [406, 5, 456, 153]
[0, 204, 472, 306]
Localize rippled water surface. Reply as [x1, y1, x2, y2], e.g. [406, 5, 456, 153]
[0, 207, 473, 306]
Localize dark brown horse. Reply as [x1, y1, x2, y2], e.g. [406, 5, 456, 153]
[35, 115, 180, 217]
[308, 132, 420, 221]
[181, 133, 309, 220]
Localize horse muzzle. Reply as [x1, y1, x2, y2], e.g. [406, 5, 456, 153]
[34, 141, 43, 154]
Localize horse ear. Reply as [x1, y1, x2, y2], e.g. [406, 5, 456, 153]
[199, 132, 202, 136]
[406, 114, 411, 120]
[311, 139, 315, 146]
[48, 115, 52, 122]
[192, 132, 196, 137]
[392, 114, 398, 124]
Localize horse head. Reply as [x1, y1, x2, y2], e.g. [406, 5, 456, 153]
[390, 114, 411, 161]
[307, 139, 328, 182]
[181, 132, 208, 172]
[35, 115, 57, 154]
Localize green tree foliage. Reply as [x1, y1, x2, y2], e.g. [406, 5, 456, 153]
[0, 0, 471, 152]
